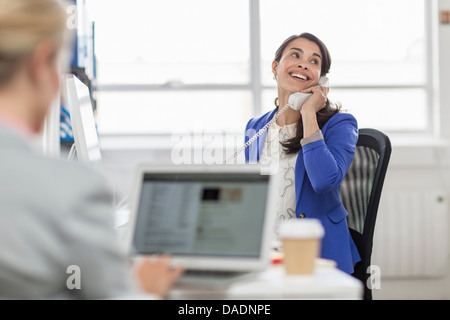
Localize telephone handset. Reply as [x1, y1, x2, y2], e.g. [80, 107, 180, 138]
[288, 76, 330, 110]
[224, 76, 330, 164]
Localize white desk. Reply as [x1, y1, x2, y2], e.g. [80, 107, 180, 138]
[114, 210, 363, 300]
[168, 264, 363, 300]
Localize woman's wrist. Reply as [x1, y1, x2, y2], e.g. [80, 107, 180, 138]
[301, 108, 320, 138]
[301, 103, 321, 115]
[300, 108, 317, 119]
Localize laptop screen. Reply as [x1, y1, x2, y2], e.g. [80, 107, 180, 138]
[132, 172, 269, 258]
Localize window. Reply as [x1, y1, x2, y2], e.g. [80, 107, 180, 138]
[260, 0, 428, 132]
[86, 0, 430, 135]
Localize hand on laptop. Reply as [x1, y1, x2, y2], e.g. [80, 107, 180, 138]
[135, 255, 184, 298]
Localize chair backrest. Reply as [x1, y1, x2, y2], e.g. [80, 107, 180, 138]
[340, 128, 392, 300]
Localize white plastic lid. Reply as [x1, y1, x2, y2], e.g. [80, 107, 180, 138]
[279, 218, 325, 239]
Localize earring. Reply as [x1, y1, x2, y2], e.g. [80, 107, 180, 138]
[273, 74, 277, 81]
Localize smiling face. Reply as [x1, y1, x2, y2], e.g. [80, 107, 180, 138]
[272, 37, 323, 96]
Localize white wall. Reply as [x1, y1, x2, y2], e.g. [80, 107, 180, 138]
[369, 0, 450, 299]
[439, 0, 450, 139]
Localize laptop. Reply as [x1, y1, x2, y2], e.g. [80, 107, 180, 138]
[124, 164, 277, 288]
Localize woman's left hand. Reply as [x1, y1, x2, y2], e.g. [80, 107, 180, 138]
[299, 85, 328, 115]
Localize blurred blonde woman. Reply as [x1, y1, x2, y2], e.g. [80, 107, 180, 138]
[0, 0, 183, 299]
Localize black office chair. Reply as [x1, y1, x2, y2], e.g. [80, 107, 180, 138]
[340, 128, 392, 300]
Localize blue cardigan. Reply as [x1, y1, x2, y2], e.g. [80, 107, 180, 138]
[245, 109, 361, 274]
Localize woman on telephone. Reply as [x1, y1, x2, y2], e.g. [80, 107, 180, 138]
[244, 33, 360, 274]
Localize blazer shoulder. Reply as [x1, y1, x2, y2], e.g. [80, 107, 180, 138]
[30, 154, 112, 205]
[35, 154, 106, 183]
[323, 111, 358, 132]
[329, 111, 358, 125]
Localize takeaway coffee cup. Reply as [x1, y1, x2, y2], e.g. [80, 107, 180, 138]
[279, 218, 325, 275]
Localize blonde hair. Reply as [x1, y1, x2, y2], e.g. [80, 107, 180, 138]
[0, 0, 68, 86]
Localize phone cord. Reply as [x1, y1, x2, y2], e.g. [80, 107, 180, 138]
[224, 103, 291, 164]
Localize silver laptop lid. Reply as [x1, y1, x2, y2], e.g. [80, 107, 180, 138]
[126, 164, 277, 272]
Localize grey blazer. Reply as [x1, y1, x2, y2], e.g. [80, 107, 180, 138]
[0, 125, 140, 299]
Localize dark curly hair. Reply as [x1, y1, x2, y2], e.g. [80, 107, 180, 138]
[274, 33, 341, 155]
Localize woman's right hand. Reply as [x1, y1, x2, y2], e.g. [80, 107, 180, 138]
[135, 255, 184, 298]
[299, 85, 328, 116]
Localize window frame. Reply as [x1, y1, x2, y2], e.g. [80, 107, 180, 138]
[95, 0, 434, 136]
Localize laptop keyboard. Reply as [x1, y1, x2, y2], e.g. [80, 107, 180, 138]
[177, 270, 252, 287]
[183, 270, 247, 278]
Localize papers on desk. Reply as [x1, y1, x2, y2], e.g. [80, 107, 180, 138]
[315, 258, 337, 269]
